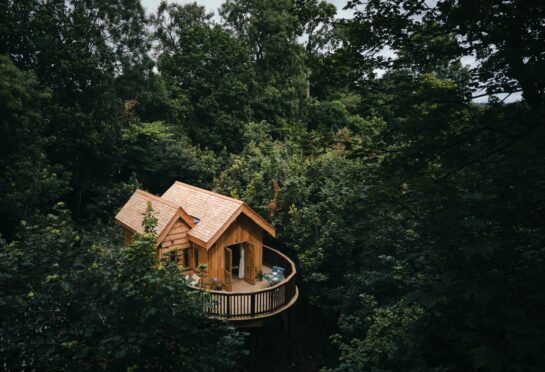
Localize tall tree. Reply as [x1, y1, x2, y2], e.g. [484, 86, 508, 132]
[344, 0, 545, 109]
[153, 2, 253, 152]
[221, 0, 309, 125]
[0, 55, 68, 238]
[294, 0, 339, 98]
[0, 0, 150, 216]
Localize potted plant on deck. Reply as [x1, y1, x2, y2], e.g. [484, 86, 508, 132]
[212, 277, 224, 291]
[196, 264, 208, 288]
[196, 263, 208, 277]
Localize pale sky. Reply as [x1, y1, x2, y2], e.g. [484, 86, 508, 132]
[141, 0, 354, 19]
[141, 0, 222, 15]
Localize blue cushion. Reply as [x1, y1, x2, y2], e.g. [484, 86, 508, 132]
[272, 266, 285, 274]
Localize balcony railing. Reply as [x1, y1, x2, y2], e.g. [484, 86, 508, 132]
[188, 245, 298, 320]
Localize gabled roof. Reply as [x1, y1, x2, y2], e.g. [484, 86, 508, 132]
[114, 189, 194, 246]
[162, 182, 275, 248]
[115, 182, 276, 250]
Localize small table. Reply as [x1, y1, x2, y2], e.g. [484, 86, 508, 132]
[263, 271, 285, 286]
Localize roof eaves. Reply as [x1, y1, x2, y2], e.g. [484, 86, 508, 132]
[187, 234, 207, 249]
[114, 217, 137, 233]
[241, 204, 276, 237]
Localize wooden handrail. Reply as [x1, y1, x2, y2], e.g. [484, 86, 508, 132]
[187, 245, 298, 319]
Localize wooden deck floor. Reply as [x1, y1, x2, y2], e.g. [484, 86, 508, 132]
[231, 265, 272, 293]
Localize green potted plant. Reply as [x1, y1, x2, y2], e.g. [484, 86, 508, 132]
[212, 278, 224, 291]
[196, 263, 208, 278]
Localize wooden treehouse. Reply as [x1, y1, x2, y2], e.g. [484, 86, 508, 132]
[115, 181, 298, 322]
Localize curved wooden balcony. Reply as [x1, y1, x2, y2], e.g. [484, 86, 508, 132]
[188, 245, 298, 320]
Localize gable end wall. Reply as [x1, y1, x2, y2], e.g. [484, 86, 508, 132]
[207, 214, 263, 283]
[158, 218, 191, 259]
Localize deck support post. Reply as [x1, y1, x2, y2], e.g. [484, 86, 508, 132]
[280, 310, 294, 366]
[288, 306, 295, 366]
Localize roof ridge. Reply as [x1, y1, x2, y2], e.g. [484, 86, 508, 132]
[135, 189, 181, 209]
[172, 181, 244, 205]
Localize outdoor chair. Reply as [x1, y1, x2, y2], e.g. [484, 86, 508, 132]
[272, 266, 285, 275]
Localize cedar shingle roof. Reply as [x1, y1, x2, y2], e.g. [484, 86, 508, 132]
[115, 181, 276, 249]
[162, 181, 244, 246]
[115, 189, 179, 235]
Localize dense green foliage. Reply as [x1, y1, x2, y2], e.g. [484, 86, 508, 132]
[0, 204, 243, 370]
[0, 55, 68, 236]
[1, 0, 544, 370]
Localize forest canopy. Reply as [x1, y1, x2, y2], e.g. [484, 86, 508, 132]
[1, 0, 544, 371]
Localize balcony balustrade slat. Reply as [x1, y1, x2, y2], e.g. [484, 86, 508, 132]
[189, 245, 297, 319]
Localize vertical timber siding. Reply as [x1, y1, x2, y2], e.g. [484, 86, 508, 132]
[207, 214, 263, 285]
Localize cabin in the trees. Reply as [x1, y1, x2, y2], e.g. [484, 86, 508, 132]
[115, 181, 298, 320]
